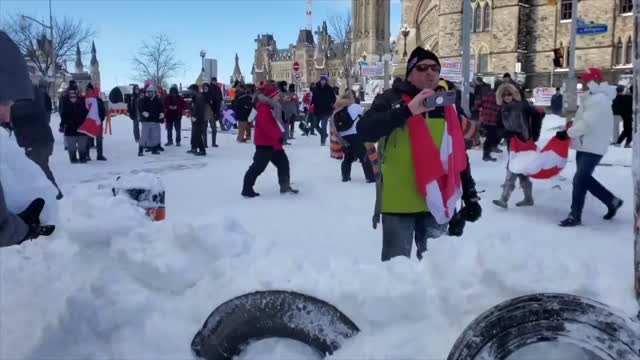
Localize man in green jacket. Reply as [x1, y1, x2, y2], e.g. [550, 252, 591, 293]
[357, 47, 482, 261]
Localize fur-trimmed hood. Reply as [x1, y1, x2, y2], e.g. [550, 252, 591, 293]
[496, 82, 522, 105]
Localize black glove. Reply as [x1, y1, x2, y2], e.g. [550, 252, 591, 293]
[17, 198, 54, 243]
[461, 199, 482, 223]
[555, 130, 569, 141]
[448, 210, 466, 237]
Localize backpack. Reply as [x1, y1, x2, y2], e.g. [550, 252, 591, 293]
[333, 104, 363, 133]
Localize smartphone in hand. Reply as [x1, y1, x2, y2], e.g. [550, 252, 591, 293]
[424, 90, 457, 110]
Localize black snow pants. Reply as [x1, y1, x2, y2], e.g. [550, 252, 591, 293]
[341, 134, 375, 181]
[191, 118, 205, 152]
[243, 145, 290, 191]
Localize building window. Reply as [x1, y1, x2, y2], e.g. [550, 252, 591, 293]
[473, 5, 482, 32]
[478, 53, 489, 73]
[482, 3, 491, 32]
[560, 0, 573, 21]
[620, 0, 633, 14]
[625, 36, 633, 64]
[615, 38, 624, 65]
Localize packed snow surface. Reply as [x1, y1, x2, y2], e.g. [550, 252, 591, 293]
[0, 114, 637, 359]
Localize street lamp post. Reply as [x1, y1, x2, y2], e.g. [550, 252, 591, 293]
[382, 53, 392, 90]
[401, 24, 410, 59]
[360, 52, 368, 102]
[200, 49, 207, 76]
[21, 0, 55, 106]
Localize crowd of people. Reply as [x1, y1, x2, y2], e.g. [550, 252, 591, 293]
[0, 28, 633, 264]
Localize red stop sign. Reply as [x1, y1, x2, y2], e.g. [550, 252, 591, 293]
[293, 61, 300, 72]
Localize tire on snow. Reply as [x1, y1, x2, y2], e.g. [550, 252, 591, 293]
[191, 290, 360, 360]
[447, 293, 640, 360]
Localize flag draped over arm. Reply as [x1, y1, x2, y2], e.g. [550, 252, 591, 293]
[78, 89, 102, 138]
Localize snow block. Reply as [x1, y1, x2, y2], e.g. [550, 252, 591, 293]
[191, 290, 360, 360]
[111, 174, 165, 221]
[447, 293, 640, 360]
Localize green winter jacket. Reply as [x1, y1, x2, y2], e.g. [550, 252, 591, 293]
[380, 116, 445, 213]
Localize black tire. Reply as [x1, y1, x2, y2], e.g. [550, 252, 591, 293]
[191, 290, 360, 360]
[447, 293, 640, 360]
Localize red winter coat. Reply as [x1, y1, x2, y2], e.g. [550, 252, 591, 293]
[254, 96, 284, 151]
[163, 94, 185, 122]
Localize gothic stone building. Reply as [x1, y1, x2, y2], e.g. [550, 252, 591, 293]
[252, 21, 346, 89]
[400, 0, 634, 88]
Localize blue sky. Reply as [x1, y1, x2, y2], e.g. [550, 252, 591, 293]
[1, 0, 401, 91]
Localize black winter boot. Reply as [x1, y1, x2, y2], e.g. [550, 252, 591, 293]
[280, 184, 299, 194]
[138, 146, 144, 157]
[604, 198, 624, 220]
[559, 214, 581, 227]
[241, 188, 261, 198]
[68, 151, 79, 164]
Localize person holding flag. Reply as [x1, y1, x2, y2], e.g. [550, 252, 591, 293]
[138, 85, 165, 156]
[80, 83, 107, 161]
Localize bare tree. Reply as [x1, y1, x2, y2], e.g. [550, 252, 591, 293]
[131, 34, 183, 86]
[4, 15, 96, 79]
[329, 13, 353, 89]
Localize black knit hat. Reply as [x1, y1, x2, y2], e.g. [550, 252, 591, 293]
[406, 46, 441, 78]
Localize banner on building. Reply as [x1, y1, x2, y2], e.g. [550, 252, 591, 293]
[533, 87, 556, 106]
[440, 58, 475, 83]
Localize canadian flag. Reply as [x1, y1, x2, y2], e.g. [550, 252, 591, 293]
[78, 89, 102, 138]
[508, 136, 571, 179]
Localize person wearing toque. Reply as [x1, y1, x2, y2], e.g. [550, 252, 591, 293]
[357, 46, 482, 262]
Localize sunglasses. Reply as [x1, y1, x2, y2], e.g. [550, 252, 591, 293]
[503, 93, 513, 97]
[415, 64, 441, 73]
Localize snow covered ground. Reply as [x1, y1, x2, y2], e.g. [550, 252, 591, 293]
[0, 114, 637, 359]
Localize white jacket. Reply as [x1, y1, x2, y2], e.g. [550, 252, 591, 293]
[567, 81, 616, 156]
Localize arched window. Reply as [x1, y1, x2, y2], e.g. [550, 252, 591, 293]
[615, 38, 623, 65]
[625, 36, 633, 64]
[478, 47, 489, 73]
[474, 5, 482, 32]
[482, 3, 491, 32]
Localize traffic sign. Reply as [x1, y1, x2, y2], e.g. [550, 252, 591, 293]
[576, 18, 608, 35]
[293, 61, 301, 72]
[295, 73, 301, 81]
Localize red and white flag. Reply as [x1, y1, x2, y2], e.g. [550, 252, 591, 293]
[78, 89, 102, 138]
[508, 136, 570, 179]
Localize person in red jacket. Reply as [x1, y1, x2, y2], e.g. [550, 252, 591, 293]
[241, 82, 299, 198]
[163, 85, 185, 146]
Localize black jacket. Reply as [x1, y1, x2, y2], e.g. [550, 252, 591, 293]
[60, 97, 88, 136]
[496, 100, 543, 142]
[11, 85, 55, 148]
[128, 93, 140, 120]
[550, 93, 563, 114]
[191, 92, 208, 125]
[612, 94, 633, 123]
[232, 93, 253, 121]
[311, 83, 336, 117]
[140, 96, 164, 123]
[208, 84, 223, 113]
[357, 80, 479, 202]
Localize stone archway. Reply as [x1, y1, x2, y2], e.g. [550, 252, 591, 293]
[413, 0, 439, 52]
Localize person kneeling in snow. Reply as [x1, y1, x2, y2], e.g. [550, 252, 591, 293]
[492, 82, 543, 209]
[241, 82, 298, 198]
[357, 47, 481, 262]
[555, 68, 624, 227]
[0, 30, 55, 247]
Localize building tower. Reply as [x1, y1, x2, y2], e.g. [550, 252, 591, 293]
[75, 44, 83, 73]
[90, 41, 101, 88]
[230, 53, 245, 84]
[351, 0, 391, 60]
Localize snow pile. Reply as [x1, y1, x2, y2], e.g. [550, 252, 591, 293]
[0, 128, 58, 223]
[1, 114, 637, 359]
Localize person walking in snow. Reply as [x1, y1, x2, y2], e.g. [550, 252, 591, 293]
[357, 47, 482, 262]
[128, 84, 142, 143]
[555, 68, 624, 227]
[492, 82, 543, 209]
[232, 84, 253, 143]
[612, 85, 633, 148]
[187, 84, 207, 156]
[241, 81, 298, 198]
[284, 83, 299, 140]
[331, 92, 375, 183]
[311, 75, 336, 145]
[60, 90, 90, 163]
[11, 84, 63, 199]
[551, 87, 563, 116]
[138, 85, 165, 156]
[163, 85, 185, 147]
[474, 77, 500, 162]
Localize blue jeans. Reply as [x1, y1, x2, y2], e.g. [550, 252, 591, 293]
[570, 151, 615, 219]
